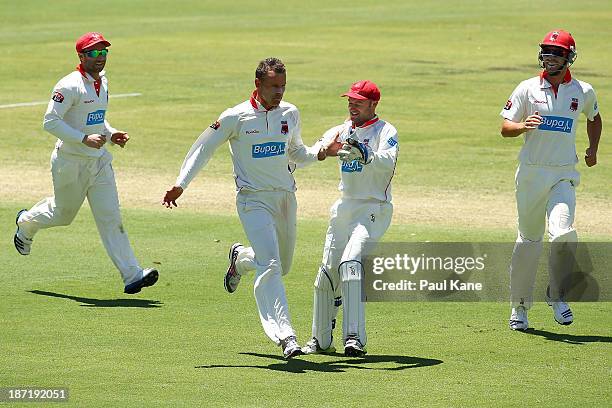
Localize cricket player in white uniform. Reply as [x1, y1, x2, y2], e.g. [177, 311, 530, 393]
[13, 32, 159, 294]
[162, 58, 328, 359]
[500, 30, 602, 330]
[299, 80, 398, 356]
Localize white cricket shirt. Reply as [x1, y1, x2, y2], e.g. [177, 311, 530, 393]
[43, 65, 118, 158]
[501, 70, 599, 166]
[321, 117, 398, 202]
[176, 91, 319, 192]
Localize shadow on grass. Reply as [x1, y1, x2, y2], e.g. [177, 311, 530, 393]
[523, 328, 612, 345]
[28, 290, 162, 308]
[196, 352, 443, 373]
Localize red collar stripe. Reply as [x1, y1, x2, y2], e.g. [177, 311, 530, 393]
[77, 64, 88, 78]
[540, 69, 572, 84]
[352, 116, 379, 129]
[76, 64, 101, 96]
[250, 90, 259, 110]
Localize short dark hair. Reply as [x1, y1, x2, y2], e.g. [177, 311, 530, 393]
[256, 57, 286, 80]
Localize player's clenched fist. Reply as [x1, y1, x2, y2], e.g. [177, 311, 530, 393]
[523, 110, 543, 130]
[82, 134, 107, 149]
[585, 147, 597, 167]
[162, 186, 184, 208]
[111, 131, 129, 148]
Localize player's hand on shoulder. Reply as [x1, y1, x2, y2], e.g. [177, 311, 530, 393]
[82, 134, 107, 149]
[585, 147, 597, 167]
[111, 131, 129, 148]
[162, 186, 184, 209]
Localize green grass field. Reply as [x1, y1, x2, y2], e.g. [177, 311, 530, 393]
[1, 1, 611, 406]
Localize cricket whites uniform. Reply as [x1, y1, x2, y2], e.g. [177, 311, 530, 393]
[501, 70, 599, 307]
[16, 66, 145, 286]
[311, 117, 398, 349]
[176, 92, 319, 344]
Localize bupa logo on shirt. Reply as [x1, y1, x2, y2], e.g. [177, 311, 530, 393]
[538, 116, 573, 133]
[86, 110, 106, 125]
[252, 142, 286, 158]
[341, 160, 363, 173]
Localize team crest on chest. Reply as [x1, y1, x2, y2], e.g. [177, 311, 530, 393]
[570, 98, 579, 112]
[280, 120, 289, 135]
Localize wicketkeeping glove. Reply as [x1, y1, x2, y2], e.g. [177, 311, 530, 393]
[338, 138, 373, 164]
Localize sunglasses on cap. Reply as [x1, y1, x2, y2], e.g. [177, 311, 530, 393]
[82, 49, 109, 58]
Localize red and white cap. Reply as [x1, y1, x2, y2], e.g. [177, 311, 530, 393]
[341, 80, 381, 102]
[540, 30, 575, 51]
[75, 32, 111, 53]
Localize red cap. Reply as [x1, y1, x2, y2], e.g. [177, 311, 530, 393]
[540, 30, 576, 52]
[75, 32, 111, 53]
[341, 80, 381, 102]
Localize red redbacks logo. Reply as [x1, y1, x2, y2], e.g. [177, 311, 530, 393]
[570, 98, 579, 112]
[280, 120, 289, 135]
[52, 91, 64, 103]
[210, 121, 221, 130]
[504, 100, 512, 110]
[550, 31, 559, 42]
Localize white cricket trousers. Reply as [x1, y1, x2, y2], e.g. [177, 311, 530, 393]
[510, 163, 580, 308]
[17, 149, 142, 285]
[234, 190, 298, 345]
[312, 198, 393, 348]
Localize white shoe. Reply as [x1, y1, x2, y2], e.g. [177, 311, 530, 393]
[224, 243, 244, 293]
[509, 306, 529, 331]
[301, 337, 336, 355]
[14, 209, 32, 256]
[548, 301, 574, 325]
[280, 335, 303, 359]
[546, 286, 573, 325]
[344, 336, 366, 357]
[124, 268, 159, 294]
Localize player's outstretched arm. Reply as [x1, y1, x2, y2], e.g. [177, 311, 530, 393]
[310, 126, 344, 163]
[318, 131, 343, 159]
[162, 114, 235, 208]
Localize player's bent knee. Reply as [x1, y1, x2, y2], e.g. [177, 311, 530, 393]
[54, 207, 80, 226]
[339, 260, 362, 282]
[253, 260, 282, 291]
[314, 266, 334, 292]
[517, 233, 543, 243]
